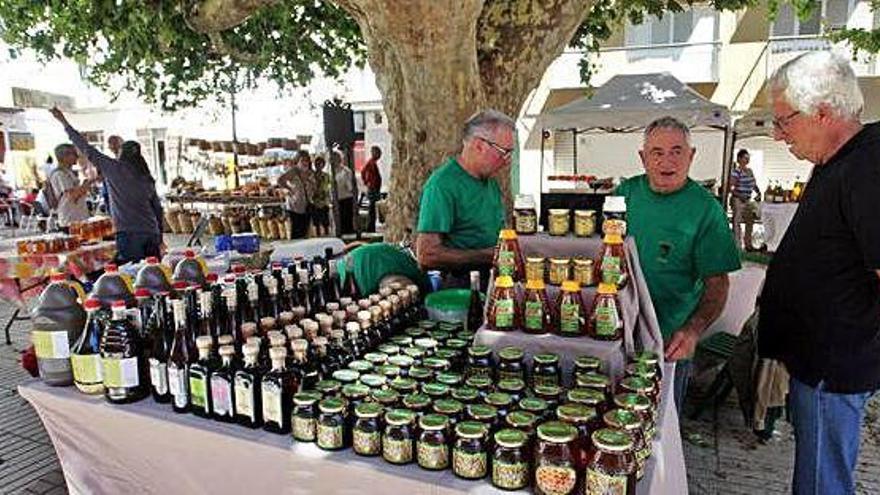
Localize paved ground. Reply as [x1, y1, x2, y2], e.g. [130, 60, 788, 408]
[0, 232, 877, 494]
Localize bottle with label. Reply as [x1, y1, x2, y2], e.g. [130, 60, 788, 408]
[189, 336, 216, 418]
[100, 300, 149, 404]
[221, 290, 241, 349]
[584, 428, 637, 495]
[594, 234, 629, 289]
[234, 343, 263, 428]
[466, 271, 484, 332]
[486, 276, 518, 332]
[148, 295, 171, 403]
[283, 272, 298, 311]
[291, 338, 319, 392]
[328, 329, 353, 372]
[243, 277, 262, 326]
[134, 289, 156, 346]
[168, 299, 191, 413]
[492, 229, 525, 282]
[262, 346, 296, 434]
[172, 249, 207, 288]
[513, 194, 538, 235]
[522, 279, 553, 334]
[343, 260, 361, 300]
[31, 273, 87, 386]
[588, 283, 624, 341]
[198, 290, 215, 341]
[556, 281, 586, 338]
[211, 345, 237, 423]
[602, 195, 627, 237]
[70, 298, 104, 395]
[309, 266, 328, 317]
[134, 256, 173, 295]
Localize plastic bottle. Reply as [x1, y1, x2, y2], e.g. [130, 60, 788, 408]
[92, 263, 136, 308]
[134, 256, 174, 295]
[31, 273, 87, 386]
[172, 249, 208, 288]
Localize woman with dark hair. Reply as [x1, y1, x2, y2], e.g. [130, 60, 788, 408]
[50, 107, 165, 264]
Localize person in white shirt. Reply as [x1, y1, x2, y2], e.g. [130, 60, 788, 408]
[332, 150, 356, 235]
[49, 144, 90, 229]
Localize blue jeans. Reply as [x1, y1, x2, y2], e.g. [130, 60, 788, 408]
[788, 376, 875, 495]
[115, 231, 162, 265]
[673, 359, 691, 417]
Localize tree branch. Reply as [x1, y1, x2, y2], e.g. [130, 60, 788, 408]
[207, 30, 260, 64]
[185, 0, 279, 33]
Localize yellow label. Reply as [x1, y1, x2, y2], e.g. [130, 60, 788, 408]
[32, 331, 70, 359]
[103, 357, 140, 387]
[71, 354, 103, 383]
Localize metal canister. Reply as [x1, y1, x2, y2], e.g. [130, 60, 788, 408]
[525, 256, 546, 283]
[572, 258, 595, 287]
[573, 210, 597, 237]
[547, 209, 570, 236]
[548, 258, 570, 285]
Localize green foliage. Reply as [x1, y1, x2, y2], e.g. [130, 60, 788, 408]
[0, 1, 365, 110]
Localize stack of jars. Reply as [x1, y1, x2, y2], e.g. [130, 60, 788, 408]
[295, 341, 663, 495]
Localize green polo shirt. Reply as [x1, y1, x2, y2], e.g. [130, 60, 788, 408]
[616, 175, 741, 340]
[416, 157, 504, 250]
[338, 243, 428, 296]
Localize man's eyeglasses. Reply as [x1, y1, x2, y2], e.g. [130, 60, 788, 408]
[477, 137, 514, 160]
[773, 111, 801, 132]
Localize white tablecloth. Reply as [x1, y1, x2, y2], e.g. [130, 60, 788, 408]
[760, 203, 798, 252]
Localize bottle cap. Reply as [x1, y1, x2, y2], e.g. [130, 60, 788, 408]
[111, 300, 126, 308]
[499, 229, 518, 240]
[494, 275, 514, 288]
[196, 336, 213, 349]
[291, 339, 308, 353]
[84, 298, 101, 310]
[597, 283, 618, 295]
[346, 322, 361, 333]
[561, 280, 580, 292]
[269, 347, 287, 360]
[525, 279, 546, 290]
[135, 288, 151, 298]
[219, 345, 235, 357]
[145, 256, 159, 264]
[206, 273, 218, 282]
[603, 233, 624, 244]
[184, 249, 195, 258]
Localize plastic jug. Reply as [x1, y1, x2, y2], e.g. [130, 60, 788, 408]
[92, 263, 136, 308]
[31, 273, 87, 386]
[134, 256, 174, 295]
[172, 249, 207, 288]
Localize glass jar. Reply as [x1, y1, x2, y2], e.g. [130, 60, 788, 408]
[547, 209, 571, 236]
[548, 258, 571, 285]
[557, 403, 597, 470]
[525, 256, 546, 284]
[332, 369, 361, 387]
[568, 387, 610, 427]
[556, 280, 586, 337]
[453, 421, 489, 480]
[487, 275, 519, 331]
[467, 403, 499, 432]
[519, 396, 551, 423]
[428, 330, 451, 346]
[315, 379, 341, 398]
[417, 414, 450, 470]
[577, 372, 613, 403]
[390, 376, 418, 396]
[572, 258, 595, 287]
[506, 410, 539, 440]
[626, 362, 660, 397]
[493, 229, 526, 281]
[423, 357, 450, 377]
[485, 392, 513, 425]
[534, 384, 564, 412]
[497, 378, 526, 405]
[465, 345, 495, 381]
[383, 409, 416, 464]
[364, 352, 389, 367]
[614, 393, 655, 440]
[465, 375, 493, 398]
[316, 397, 348, 451]
[408, 366, 432, 383]
[497, 346, 526, 381]
[531, 353, 561, 388]
[291, 391, 321, 442]
[492, 428, 530, 491]
[630, 350, 662, 380]
[587, 283, 624, 341]
[359, 374, 387, 390]
[523, 279, 553, 334]
[595, 233, 629, 289]
[378, 343, 400, 356]
[402, 393, 432, 417]
[387, 354, 414, 376]
[452, 386, 480, 405]
[422, 382, 450, 402]
[415, 337, 439, 358]
[585, 428, 637, 495]
[573, 355, 602, 377]
[371, 388, 400, 409]
[604, 408, 649, 480]
[342, 383, 370, 417]
[602, 196, 628, 237]
[353, 402, 384, 456]
[573, 210, 597, 238]
[514, 195, 538, 235]
[391, 335, 413, 347]
[436, 372, 464, 388]
[433, 399, 465, 430]
[619, 376, 659, 408]
[403, 346, 426, 365]
[534, 421, 579, 495]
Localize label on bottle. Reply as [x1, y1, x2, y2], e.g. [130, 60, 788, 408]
[261, 381, 282, 426]
[190, 375, 209, 411]
[601, 255, 622, 285]
[102, 357, 139, 388]
[149, 358, 168, 395]
[497, 250, 516, 277]
[494, 299, 514, 328]
[524, 300, 544, 331]
[585, 467, 628, 495]
[71, 354, 103, 384]
[32, 331, 70, 359]
[559, 302, 581, 335]
[234, 375, 255, 421]
[211, 375, 233, 417]
[595, 306, 620, 337]
[535, 465, 577, 495]
[316, 424, 343, 450]
[168, 364, 189, 408]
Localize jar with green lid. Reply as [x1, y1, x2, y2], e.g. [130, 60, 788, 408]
[378, 343, 400, 356]
[492, 428, 530, 491]
[332, 369, 360, 386]
[316, 397, 349, 451]
[465, 345, 495, 381]
[314, 379, 341, 398]
[445, 338, 468, 352]
[497, 346, 526, 382]
[465, 375, 494, 398]
[619, 375, 658, 407]
[534, 421, 579, 495]
[467, 403, 499, 432]
[415, 337, 439, 357]
[557, 403, 597, 470]
[506, 410, 539, 440]
[371, 388, 400, 409]
[408, 366, 433, 383]
[613, 393, 655, 440]
[403, 346, 426, 365]
[604, 408, 649, 480]
[439, 321, 463, 333]
[418, 320, 437, 332]
[497, 378, 526, 404]
[342, 383, 370, 416]
[585, 428, 637, 495]
[387, 355, 414, 374]
[383, 409, 416, 464]
[428, 330, 451, 345]
[534, 384, 564, 411]
[435, 348, 458, 366]
[573, 355, 602, 380]
[630, 350, 662, 379]
[391, 335, 413, 347]
[423, 357, 451, 376]
[422, 382, 450, 401]
[453, 421, 489, 480]
[291, 392, 321, 442]
[451, 386, 480, 404]
[364, 352, 389, 366]
[359, 373, 387, 390]
[433, 399, 465, 431]
[519, 396, 551, 422]
[456, 330, 476, 343]
[567, 388, 608, 430]
[353, 402, 384, 456]
[417, 414, 450, 470]
[376, 365, 402, 379]
[531, 353, 561, 388]
[390, 376, 418, 395]
[406, 327, 426, 339]
[402, 392, 432, 416]
[576, 371, 613, 402]
[436, 371, 463, 388]
[348, 360, 373, 374]
[623, 366, 660, 404]
[485, 392, 513, 426]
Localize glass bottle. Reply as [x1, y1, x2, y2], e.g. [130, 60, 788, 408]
[134, 288, 154, 342]
[523, 278, 553, 334]
[486, 275, 518, 331]
[265, 277, 283, 321]
[147, 296, 171, 403]
[210, 345, 236, 422]
[234, 343, 263, 428]
[594, 233, 629, 289]
[353, 402, 384, 456]
[466, 270, 484, 332]
[327, 258, 343, 303]
[556, 280, 586, 337]
[222, 289, 241, 349]
[531, 353, 561, 388]
[496, 346, 525, 382]
[493, 229, 525, 281]
[100, 300, 149, 404]
[71, 298, 105, 395]
[292, 391, 322, 442]
[262, 346, 296, 434]
[244, 277, 262, 328]
[168, 299, 191, 413]
[316, 397, 349, 451]
[297, 268, 312, 316]
[189, 335, 216, 418]
[588, 283, 624, 341]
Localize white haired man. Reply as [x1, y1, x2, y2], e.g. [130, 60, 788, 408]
[759, 51, 880, 494]
[615, 116, 741, 414]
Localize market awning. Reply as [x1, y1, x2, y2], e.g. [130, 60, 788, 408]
[539, 73, 730, 131]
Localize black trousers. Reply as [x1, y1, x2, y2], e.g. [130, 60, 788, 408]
[338, 197, 355, 235]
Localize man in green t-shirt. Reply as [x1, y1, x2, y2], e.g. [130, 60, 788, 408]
[340, 242, 429, 296]
[616, 116, 741, 414]
[415, 109, 514, 287]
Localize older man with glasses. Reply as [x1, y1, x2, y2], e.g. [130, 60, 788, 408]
[416, 109, 515, 288]
[760, 51, 880, 495]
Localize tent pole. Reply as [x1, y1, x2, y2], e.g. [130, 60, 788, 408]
[721, 127, 735, 205]
[572, 129, 578, 175]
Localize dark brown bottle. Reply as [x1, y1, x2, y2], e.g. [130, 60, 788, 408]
[262, 347, 297, 434]
[100, 301, 149, 404]
[466, 271, 484, 332]
[211, 345, 237, 422]
[234, 343, 263, 428]
[168, 299, 191, 413]
[189, 336, 215, 418]
[148, 295, 172, 403]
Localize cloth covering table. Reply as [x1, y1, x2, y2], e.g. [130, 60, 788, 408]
[759, 202, 798, 252]
[18, 361, 684, 495]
